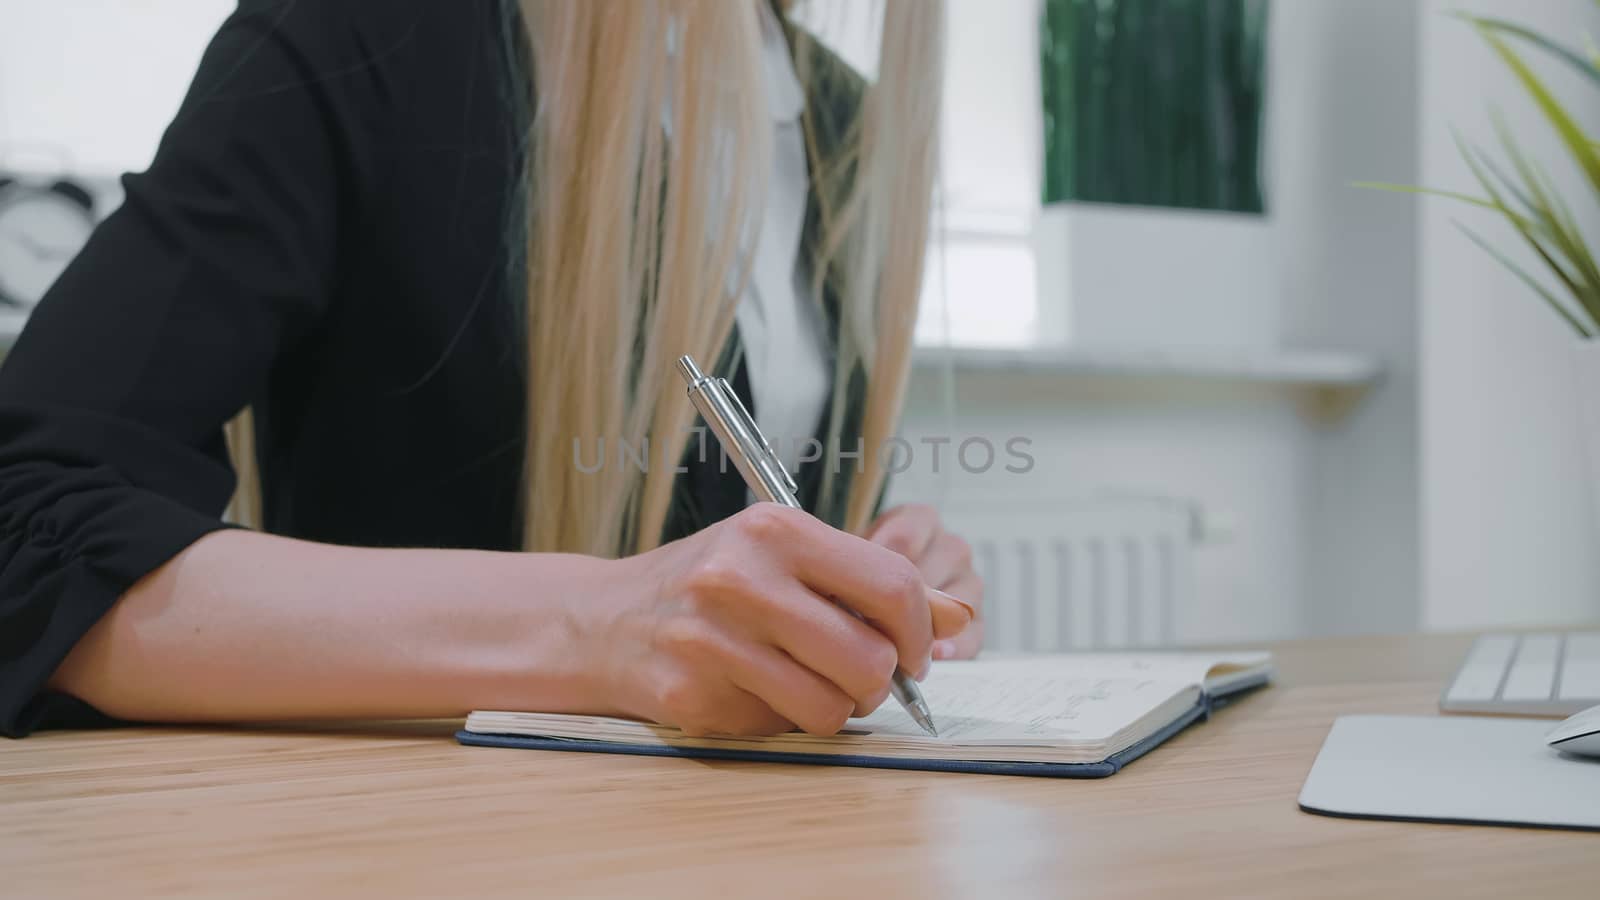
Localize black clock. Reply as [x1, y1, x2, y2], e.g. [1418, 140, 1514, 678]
[0, 176, 99, 310]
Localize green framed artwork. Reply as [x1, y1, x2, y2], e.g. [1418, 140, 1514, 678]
[1040, 0, 1269, 213]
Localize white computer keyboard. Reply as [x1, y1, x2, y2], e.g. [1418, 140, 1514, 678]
[1441, 632, 1600, 716]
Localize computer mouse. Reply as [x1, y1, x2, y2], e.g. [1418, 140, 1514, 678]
[1546, 704, 1600, 758]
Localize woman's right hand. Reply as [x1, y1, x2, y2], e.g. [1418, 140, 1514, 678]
[591, 504, 975, 738]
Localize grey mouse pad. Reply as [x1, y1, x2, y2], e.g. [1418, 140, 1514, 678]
[1299, 715, 1600, 832]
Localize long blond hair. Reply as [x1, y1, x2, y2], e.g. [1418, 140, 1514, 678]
[228, 0, 943, 557]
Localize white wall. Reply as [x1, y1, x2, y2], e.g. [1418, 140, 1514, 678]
[0, 0, 232, 175]
[1418, 0, 1600, 630]
[1272, 0, 1422, 635]
[1042, 207, 1279, 347]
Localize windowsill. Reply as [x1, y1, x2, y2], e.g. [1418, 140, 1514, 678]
[913, 343, 1382, 386]
[911, 343, 1384, 422]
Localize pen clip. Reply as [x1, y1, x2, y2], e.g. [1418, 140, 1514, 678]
[716, 377, 799, 495]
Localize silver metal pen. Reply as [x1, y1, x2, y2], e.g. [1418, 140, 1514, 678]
[676, 354, 939, 737]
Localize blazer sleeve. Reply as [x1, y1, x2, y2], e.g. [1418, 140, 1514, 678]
[0, 0, 409, 736]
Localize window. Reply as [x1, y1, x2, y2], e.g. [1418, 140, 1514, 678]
[796, 0, 1045, 348]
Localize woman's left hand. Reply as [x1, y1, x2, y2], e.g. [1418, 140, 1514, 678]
[865, 504, 984, 660]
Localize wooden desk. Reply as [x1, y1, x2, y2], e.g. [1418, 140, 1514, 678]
[3, 633, 1594, 899]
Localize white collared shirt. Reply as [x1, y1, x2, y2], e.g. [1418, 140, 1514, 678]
[737, 2, 831, 475]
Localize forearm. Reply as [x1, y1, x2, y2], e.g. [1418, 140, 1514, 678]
[48, 530, 620, 723]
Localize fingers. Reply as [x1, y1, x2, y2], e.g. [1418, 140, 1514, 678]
[929, 587, 976, 640]
[865, 503, 942, 564]
[649, 503, 984, 738]
[915, 532, 975, 592]
[933, 570, 984, 659]
[724, 641, 860, 736]
[924, 532, 980, 641]
[680, 688, 795, 738]
[649, 618, 798, 737]
[745, 505, 936, 678]
[654, 669, 794, 738]
[652, 612, 859, 737]
[870, 509, 977, 639]
[719, 581, 898, 716]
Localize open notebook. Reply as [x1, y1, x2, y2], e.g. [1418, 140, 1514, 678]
[458, 652, 1273, 778]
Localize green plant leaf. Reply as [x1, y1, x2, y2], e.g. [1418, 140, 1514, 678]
[1484, 113, 1600, 301]
[1470, 122, 1540, 215]
[1487, 115, 1600, 321]
[1455, 221, 1596, 337]
[1455, 131, 1600, 327]
[1476, 25, 1600, 196]
[1352, 181, 1503, 213]
[1526, 156, 1600, 327]
[1355, 13, 1600, 336]
[1530, 158, 1592, 263]
[1357, 174, 1553, 263]
[1464, 15, 1600, 90]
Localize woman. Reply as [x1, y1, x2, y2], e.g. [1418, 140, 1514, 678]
[0, 0, 983, 739]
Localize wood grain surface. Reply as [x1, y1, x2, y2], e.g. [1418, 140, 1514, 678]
[4, 632, 1596, 899]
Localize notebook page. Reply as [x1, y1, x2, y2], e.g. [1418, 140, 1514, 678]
[465, 652, 1266, 763]
[1050, 652, 1273, 698]
[850, 660, 1196, 745]
[467, 670, 1198, 763]
[958, 652, 1273, 691]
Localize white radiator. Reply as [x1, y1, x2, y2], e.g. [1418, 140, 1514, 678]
[942, 497, 1199, 652]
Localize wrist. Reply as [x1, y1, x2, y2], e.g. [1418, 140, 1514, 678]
[570, 549, 660, 721]
[444, 550, 634, 718]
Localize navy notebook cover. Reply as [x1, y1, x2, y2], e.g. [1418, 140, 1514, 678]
[456, 673, 1269, 779]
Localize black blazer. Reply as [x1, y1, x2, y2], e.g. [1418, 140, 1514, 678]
[0, 0, 872, 736]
